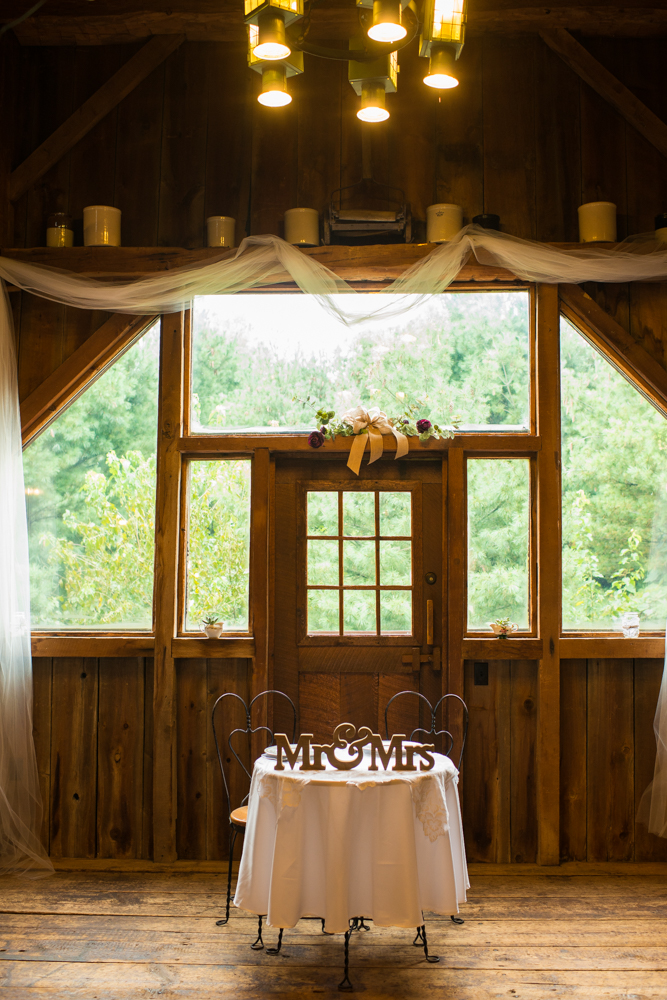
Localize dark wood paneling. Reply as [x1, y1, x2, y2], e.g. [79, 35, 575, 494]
[49, 657, 99, 858]
[560, 658, 587, 861]
[31, 656, 52, 852]
[97, 657, 145, 859]
[176, 658, 208, 860]
[510, 660, 538, 863]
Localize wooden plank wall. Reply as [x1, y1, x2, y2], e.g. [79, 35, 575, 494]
[31, 654, 667, 861]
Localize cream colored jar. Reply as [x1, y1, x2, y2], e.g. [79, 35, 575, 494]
[578, 202, 616, 243]
[83, 205, 121, 246]
[207, 216, 236, 248]
[426, 203, 463, 243]
[284, 208, 319, 247]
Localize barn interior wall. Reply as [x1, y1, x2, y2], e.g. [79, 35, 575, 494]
[8, 31, 667, 862]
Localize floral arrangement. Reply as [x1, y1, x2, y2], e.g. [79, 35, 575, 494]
[296, 395, 460, 450]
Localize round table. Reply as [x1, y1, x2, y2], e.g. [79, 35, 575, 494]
[233, 749, 468, 934]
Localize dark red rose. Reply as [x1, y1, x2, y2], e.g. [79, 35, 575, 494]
[416, 419, 432, 433]
[308, 430, 325, 448]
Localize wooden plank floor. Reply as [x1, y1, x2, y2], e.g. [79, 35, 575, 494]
[1, 863, 666, 998]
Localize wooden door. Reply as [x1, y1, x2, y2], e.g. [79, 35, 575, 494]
[273, 457, 445, 741]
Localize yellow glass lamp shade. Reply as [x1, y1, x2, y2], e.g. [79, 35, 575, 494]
[258, 64, 292, 106]
[357, 81, 389, 122]
[423, 0, 467, 48]
[253, 9, 290, 60]
[423, 44, 458, 89]
[367, 0, 406, 42]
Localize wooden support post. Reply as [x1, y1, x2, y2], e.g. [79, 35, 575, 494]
[20, 314, 155, 445]
[447, 450, 465, 740]
[536, 284, 561, 865]
[9, 35, 184, 203]
[540, 28, 667, 161]
[250, 449, 271, 759]
[152, 311, 185, 863]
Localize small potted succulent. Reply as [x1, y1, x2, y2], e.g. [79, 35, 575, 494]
[201, 613, 224, 639]
[489, 617, 518, 636]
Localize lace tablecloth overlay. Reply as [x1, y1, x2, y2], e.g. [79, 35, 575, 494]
[234, 751, 469, 933]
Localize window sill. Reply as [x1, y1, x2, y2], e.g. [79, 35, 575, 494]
[31, 634, 256, 659]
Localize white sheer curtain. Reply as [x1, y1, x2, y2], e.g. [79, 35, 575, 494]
[3, 224, 667, 871]
[637, 635, 667, 837]
[0, 284, 52, 875]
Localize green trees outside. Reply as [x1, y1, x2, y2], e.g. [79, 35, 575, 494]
[22, 295, 667, 633]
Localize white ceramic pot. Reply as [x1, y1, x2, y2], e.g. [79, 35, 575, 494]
[489, 622, 518, 636]
[203, 624, 224, 639]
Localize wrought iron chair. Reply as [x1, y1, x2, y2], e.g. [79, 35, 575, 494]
[212, 688, 297, 946]
[385, 690, 469, 932]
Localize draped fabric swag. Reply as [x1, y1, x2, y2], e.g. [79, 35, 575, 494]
[2, 225, 667, 873]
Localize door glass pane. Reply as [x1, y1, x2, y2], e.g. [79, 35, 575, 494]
[561, 317, 667, 630]
[191, 291, 530, 432]
[306, 488, 414, 636]
[23, 322, 159, 630]
[186, 460, 251, 630]
[343, 491, 375, 536]
[380, 540, 412, 585]
[380, 591, 412, 632]
[467, 459, 530, 630]
[379, 492, 411, 536]
[308, 590, 339, 632]
[343, 590, 377, 634]
[307, 540, 339, 585]
[307, 491, 338, 535]
[343, 540, 376, 585]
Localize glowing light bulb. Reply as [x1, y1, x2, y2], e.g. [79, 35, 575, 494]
[357, 81, 389, 122]
[258, 65, 292, 106]
[423, 45, 458, 90]
[367, 0, 406, 44]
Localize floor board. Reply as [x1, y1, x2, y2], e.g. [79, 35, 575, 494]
[0, 867, 666, 998]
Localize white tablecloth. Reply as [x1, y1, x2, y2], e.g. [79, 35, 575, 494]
[234, 750, 469, 933]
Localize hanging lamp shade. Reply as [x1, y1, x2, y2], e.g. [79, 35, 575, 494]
[423, 44, 459, 89]
[420, 0, 467, 54]
[367, 0, 406, 43]
[248, 26, 303, 106]
[348, 49, 397, 123]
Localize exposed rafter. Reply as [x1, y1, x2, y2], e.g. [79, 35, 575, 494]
[20, 313, 157, 445]
[559, 283, 667, 417]
[7, 5, 667, 46]
[541, 27, 667, 161]
[9, 34, 184, 202]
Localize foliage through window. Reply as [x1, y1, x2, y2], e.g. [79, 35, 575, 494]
[24, 323, 160, 629]
[185, 460, 251, 632]
[561, 317, 667, 631]
[467, 459, 530, 631]
[191, 291, 530, 433]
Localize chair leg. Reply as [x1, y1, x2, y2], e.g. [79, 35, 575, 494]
[251, 914, 265, 951]
[267, 928, 284, 955]
[413, 925, 424, 946]
[350, 917, 370, 932]
[338, 928, 353, 991]
[450, 915, 464, 925]
[216, 825, 238, 927]
[420, 923, 440, 964]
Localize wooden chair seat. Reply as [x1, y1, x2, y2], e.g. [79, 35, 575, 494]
[231, 806, 248, 827]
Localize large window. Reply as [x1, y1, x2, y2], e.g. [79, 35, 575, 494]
[24, 323, 159, 630]
[561, 317, 667, 631]
[191, 291, 531, 433]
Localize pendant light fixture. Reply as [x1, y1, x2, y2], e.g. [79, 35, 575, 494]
[244, 0, 303, 61]
[349, 50, 398, 123]
[248, 25, 304, 107]
[419, 0, 467, 89]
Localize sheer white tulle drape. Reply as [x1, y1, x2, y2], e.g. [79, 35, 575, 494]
[3, 224, 667, 870]
[0, 286, 53, 875]
[637, 628, 667, 838]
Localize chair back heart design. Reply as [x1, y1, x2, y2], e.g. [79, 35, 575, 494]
[384, 691, 469, 771]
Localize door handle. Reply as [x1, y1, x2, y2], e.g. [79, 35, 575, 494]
[426, 600, 434, 646]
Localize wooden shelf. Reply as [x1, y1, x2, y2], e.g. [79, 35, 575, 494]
[1, 242, 616, 283]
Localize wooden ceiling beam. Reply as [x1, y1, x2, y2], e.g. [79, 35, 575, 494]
[9, 34, 184, 202]
[540, 27, 667, 161]
[20, 312, 157, 445]
[559, 284, 667, 417]
[8, 6, 667, 45]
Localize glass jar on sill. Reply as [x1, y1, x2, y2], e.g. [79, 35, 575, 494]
[46, 213, 74, 248]
[620, 612, 640, 638]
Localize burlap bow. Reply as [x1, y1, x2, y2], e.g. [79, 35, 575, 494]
[343, 406, 409, 475]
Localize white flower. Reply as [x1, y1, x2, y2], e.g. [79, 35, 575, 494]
[396, 391, 405, 400]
